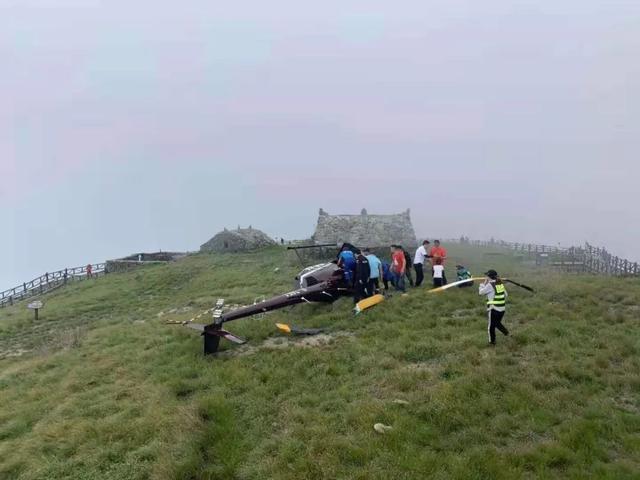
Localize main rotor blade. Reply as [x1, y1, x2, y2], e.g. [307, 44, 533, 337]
[428, 277, 482, 293]
[504, 279, 535, 293]
[428, 277, 535, 294]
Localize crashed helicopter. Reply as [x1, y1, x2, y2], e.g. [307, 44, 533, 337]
[182, 261, 350, 354]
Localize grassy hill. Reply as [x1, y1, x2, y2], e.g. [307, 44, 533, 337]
[1, 244, 639, 479]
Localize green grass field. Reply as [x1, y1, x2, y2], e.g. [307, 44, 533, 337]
[1, 245, 639, 479]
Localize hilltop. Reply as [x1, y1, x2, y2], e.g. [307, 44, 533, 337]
[1, 244, 639, 479]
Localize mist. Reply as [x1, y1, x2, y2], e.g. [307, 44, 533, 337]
[2, 0, 639, 289]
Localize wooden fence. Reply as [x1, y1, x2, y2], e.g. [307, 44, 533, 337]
[449, 238, 639, 277]
[0, 263, 106, 308]
[450, 238, 571, 254]
[581, 243, 640, 276]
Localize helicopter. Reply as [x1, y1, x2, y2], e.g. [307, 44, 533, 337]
[181, 261, 351, 354]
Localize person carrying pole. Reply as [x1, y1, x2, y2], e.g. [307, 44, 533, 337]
[479, 269, 509, 345]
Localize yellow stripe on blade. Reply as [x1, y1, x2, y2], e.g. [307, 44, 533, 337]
[354, 294, 385, 314]
[276, 323, 292, 333]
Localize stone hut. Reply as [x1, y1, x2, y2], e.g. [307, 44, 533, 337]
[200, 226, 276, 253]
[312, 208, 417, 248]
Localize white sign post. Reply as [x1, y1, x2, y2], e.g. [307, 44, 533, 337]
[28, 301, 43, 320]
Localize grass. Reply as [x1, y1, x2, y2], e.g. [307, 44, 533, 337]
[1, 245, 639, 479]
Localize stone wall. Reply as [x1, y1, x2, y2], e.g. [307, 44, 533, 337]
[312, 208, 417, 248]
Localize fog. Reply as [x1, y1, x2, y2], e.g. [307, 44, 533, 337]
[2, 0, 639, 289]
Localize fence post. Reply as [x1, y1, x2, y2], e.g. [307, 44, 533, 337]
[9, 296, 13, 306]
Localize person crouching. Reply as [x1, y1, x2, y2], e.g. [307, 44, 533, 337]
[456, 264, 474, 287]
[479, 269, 509, 345]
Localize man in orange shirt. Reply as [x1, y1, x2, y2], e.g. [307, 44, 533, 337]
[429, 240, 448, 284]
[390, 245, 407, 292]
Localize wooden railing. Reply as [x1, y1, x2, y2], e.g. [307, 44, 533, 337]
[449, 237, 571, 254]
[448, 238, 639, 277]
[0, 263, 106, 308]
[582, 243, 640, 276]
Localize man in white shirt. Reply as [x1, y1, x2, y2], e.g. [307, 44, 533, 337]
[413, 240, 431, 287]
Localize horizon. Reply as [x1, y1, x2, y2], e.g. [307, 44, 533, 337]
[1, 206, 636, 292]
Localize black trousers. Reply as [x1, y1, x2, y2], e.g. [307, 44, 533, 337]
[431, 268, 448, 285]
[368, 278, 381, 294]
[433, 277, 444, 287]
[405, 268, 414, 287]
[354, 280, 370, 303]
[488, 309, 509, 344]
[414, 263, 425, 287]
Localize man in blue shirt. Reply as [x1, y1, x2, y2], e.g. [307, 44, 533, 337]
[363, 248, 383, 294]
[337, 245, 357, 284]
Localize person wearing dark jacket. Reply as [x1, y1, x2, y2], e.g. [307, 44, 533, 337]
[399, 246, 415, 287]
[354, 252, 371, 303]
[381, 261, 392, 290]
[363, 248, 383, 294]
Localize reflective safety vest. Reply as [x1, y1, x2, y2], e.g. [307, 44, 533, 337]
[488, 283, 507, 307]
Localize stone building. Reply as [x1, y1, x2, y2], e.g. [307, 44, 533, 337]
[200, 226, 276, 253]
[106, 251, 186, 273]
[312, 208, 417, 248]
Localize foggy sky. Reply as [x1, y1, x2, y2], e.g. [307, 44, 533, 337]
[2, 0, 640, 289]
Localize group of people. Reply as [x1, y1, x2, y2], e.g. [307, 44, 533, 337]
[336, 241, 511, 346]
[337, 240, 473, 298]
[338, 240, 509, 345]
[336, 245, 387, 303]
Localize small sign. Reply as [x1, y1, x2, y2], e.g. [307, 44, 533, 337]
[28, 301, 43, 310]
